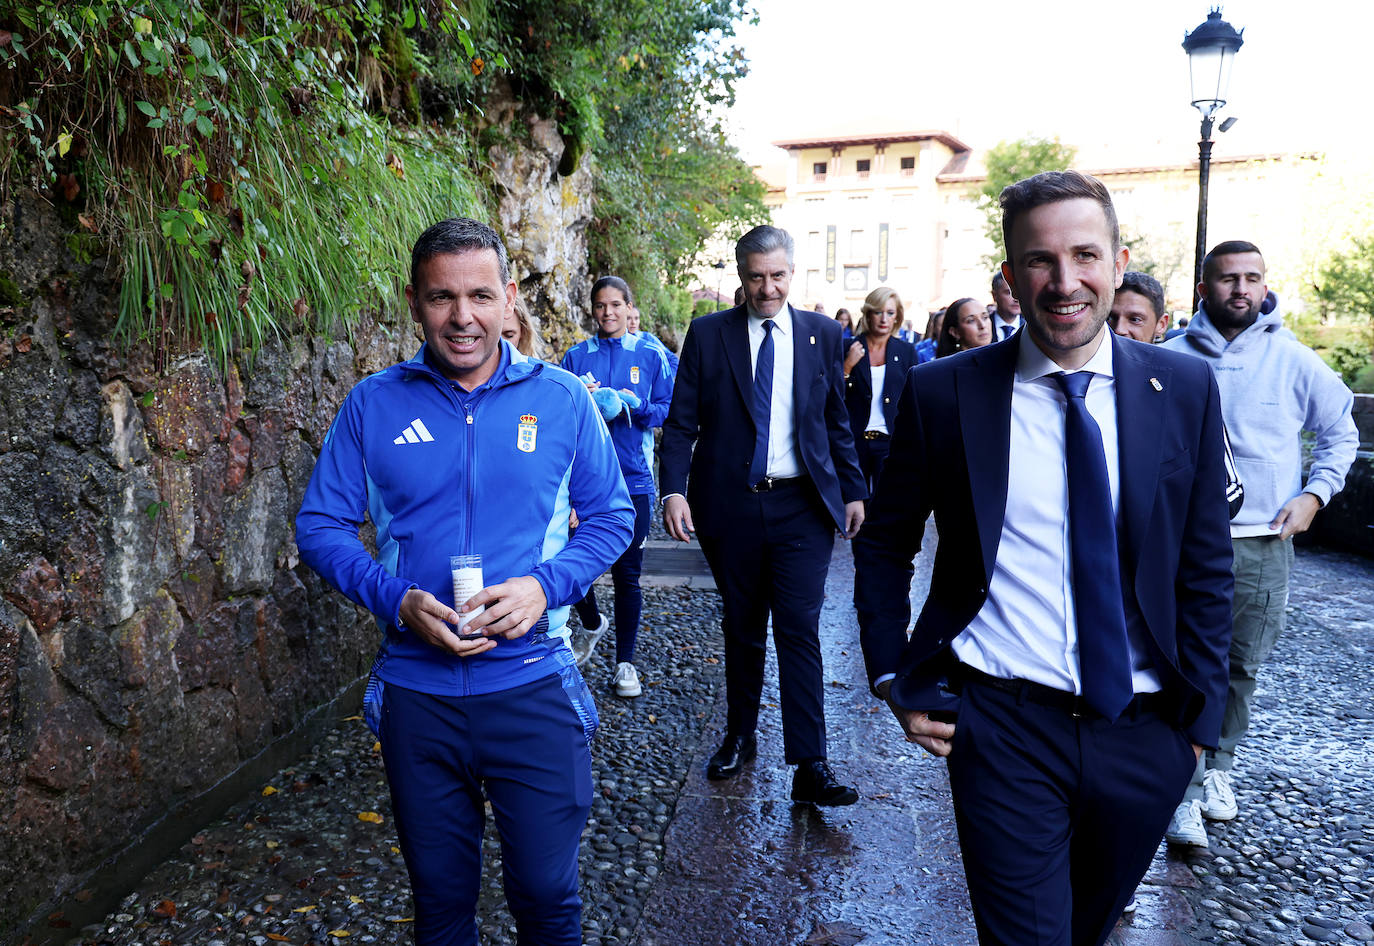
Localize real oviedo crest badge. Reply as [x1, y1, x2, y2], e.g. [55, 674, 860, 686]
[517, 414, 538, 453]
[630, 365, 641, 385]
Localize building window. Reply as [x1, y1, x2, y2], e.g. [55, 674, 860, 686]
[849, 229, 866, 256]
[900, 155, 915, 177]
[856, 158, 871, 179]
[812, 161, 827, 182]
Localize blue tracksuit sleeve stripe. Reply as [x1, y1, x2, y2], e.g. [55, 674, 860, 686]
[528, 382, 634, 606]
[295, 388, 415, 626]
[631, 347, 674, 429]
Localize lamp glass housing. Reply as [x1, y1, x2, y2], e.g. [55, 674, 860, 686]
[1188, 44, 1235, 118]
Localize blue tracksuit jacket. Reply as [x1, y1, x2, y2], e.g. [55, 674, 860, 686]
[560, 333, 674, 495]
[295, 342, 634, 697]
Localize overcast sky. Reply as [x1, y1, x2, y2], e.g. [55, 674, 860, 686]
[719, 0, 1371, 170]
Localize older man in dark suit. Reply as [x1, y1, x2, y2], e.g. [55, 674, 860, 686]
[661, 225, 867, 805]
[854, 171, 1234, 945]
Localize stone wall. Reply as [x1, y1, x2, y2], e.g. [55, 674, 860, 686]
[0, 105, 595, 942]
[1308, 393, 1374, 557]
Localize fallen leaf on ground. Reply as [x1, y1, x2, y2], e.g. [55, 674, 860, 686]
[357, 811, 384, 824]
[151, 900, 177, 919]
[647, 714, 657, 723]
[265, 934, 291, 942]
[292, 905, 316, 914]
[265, 840, 280, 849]
[342, 715, 362, 721]
[327, 930, 351, 938]
[261, 786, 279, 796]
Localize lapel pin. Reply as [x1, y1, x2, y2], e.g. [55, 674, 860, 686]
[1149, 377, 1163, 392]
[810, 335, 816, 345]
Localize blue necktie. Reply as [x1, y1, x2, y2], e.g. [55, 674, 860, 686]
[1052, 371, 1133, 720]
[1001, 323, 1014, 341]
[748, 319, 775, 487]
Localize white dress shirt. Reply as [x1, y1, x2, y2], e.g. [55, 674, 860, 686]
[995, 315, 1023, 342]
[748, 306, 801, 479]
[951, 330, 1161, 695]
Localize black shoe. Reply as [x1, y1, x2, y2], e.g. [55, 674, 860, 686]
[706, 733, 757, 780]
[790, 759, 859, 806]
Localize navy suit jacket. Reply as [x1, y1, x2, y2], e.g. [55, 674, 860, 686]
[660, 304, 866, 536]
[852, 333, 1234, 747]
[844, 334, 918, 437]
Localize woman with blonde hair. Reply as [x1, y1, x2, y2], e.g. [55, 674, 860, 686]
[501, 295, 541, 358]
[842, 286, 917, 494]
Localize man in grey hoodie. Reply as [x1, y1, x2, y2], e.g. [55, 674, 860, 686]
[1161, 240, 1358, 848]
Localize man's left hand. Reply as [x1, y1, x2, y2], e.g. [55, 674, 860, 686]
[842, 500, 865, 539]
[458, 576, 548, 640]
[1270, 492, 1321, 540]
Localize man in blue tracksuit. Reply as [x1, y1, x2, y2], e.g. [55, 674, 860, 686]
[560, 276, 674, 698]
[295, 218, 633, 945]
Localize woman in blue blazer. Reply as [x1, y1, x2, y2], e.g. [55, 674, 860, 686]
[843, 287, 918, 496]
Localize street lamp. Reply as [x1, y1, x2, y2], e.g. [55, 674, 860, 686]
[1183, 8, 1244, 296]
[712, 260, 727, 311]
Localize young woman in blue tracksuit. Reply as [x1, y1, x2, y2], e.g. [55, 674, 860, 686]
[560, 276, 675, 698]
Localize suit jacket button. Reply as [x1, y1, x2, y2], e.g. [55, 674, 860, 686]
[884, 397, 890, 403]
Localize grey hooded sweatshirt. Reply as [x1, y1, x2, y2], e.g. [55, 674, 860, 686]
[1161, 292, 1358, 537]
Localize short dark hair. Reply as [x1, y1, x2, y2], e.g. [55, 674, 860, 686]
[1202, 240, 1263, 281]
[1118, 271, 1165, 318]
[999, 170, 1119, 257]
[411, 218, 510, 288]
[991, 271, 1007, 292]
[736, 225, 795, 268]
[590, 275, 634, 307]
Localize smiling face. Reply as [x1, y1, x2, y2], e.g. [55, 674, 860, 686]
[1200, 251, 1266, 341]
[406, 248, 515, 390]
[1110, 288, 1168, 343]
[739, 248, 793, 319]
[950, 299, 992, 349]
[592, 286, 630, 338]
[1004, 197, 1128, 370]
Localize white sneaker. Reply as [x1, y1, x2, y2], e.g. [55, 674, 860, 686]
[1201, 768, 1238, 821]
[1122, 896, 1138, 915]
[1165, 799, 1209, 848]
[612, 661, 642, 698]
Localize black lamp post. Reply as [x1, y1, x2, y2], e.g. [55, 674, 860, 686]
[1183, 9, 1244, 297]
[712, 260, 727, 311]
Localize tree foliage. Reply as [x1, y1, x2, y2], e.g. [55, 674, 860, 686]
[978, 136, 1077, 266]
[0, 0, 764, 359]
[1311, 230, 1374, 324]
[471, 0, 767, 333]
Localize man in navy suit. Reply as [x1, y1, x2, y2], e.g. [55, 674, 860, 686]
[854, 171, 1233, 944]
[661, 225, 867, 805]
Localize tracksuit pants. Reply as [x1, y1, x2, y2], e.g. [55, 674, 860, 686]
[379, 673, 595, 945]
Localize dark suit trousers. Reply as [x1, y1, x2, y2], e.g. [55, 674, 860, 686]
[697, 479, 833, 764]
[947, 677, 1197, 946]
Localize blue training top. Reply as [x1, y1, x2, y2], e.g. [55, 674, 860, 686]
[561, 333, 675, 495]
[295, 341, 634, 697]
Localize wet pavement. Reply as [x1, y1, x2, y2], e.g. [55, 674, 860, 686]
[59, 537, 1374, 946]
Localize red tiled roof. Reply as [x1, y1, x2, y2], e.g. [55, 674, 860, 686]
[771, 130, 970, 153]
